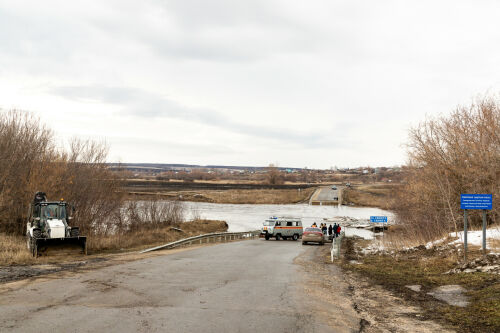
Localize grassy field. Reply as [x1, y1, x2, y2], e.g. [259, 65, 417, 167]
[341, 237, 500, 332]
[201, 188, 316, 204]
[128, 187, 317, 204]
[342, 183, 400, 209]
[0, 219, 228, 266]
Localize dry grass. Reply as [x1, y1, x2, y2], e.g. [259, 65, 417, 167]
[89, 219, 228, 252]
[343, 183, 400, 209]
[129, 188, 317, 204]
[342, 237, 500, 333]
[0, 234, 35, 266]
[203, 188, 316, 204]
[0, 220, 228, 266]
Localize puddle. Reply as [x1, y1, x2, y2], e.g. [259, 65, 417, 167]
[406, 285, 422, 292]
[427, 285, 469, 307]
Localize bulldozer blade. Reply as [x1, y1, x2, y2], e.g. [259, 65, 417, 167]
[34, 236, 87, 257]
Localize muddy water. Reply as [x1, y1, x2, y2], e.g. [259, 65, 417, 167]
[183, 202, 393, 238]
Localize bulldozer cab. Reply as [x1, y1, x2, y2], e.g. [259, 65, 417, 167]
[30, 202, 69, 230]
[27, 192, 86, 257]
[39, 203, 67, 220]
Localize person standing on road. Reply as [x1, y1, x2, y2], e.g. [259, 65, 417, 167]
[328, 224, 333, 236]
[336, 224, 341, 237]
[333, 223, 337, 238]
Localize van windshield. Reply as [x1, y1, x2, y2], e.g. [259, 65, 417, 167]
[263, 221, 275, 226]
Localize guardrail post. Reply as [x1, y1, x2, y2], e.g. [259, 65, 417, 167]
[331, 231, 345, 262]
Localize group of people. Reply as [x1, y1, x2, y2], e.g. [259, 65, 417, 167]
[312, 222, 341, 238]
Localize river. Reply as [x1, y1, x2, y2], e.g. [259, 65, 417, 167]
[183, 202, 393, 238]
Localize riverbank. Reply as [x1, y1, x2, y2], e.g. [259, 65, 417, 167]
[0, 219, 228, 267]
[338, 231, 500, 332]
[128, 187, 317, 204]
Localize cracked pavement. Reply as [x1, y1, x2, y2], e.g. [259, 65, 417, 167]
[0, 240, 346, 332]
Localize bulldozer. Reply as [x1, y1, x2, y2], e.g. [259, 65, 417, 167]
[26, 192, 87, 257]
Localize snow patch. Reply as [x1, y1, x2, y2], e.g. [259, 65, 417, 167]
[450, 229, 500, 247]
[425, 228, 500, 249]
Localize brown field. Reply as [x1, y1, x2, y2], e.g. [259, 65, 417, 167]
[0, 219, 228, 266]
[128, 187, 317, 204]
[342, 183, 400, 209]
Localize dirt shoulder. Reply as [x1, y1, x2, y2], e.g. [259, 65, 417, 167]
[340, 237, 500, 332]
[297, 243, 454, 332]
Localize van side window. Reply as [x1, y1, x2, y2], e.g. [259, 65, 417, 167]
[275, 221, 281, 226]
[286, 221, 293, 226]
[295, 222, 300, 226]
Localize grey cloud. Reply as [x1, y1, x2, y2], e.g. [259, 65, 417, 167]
[108, 135, 235, 155]
[50, 85, 351, 148]
[86, 0, 335, 63]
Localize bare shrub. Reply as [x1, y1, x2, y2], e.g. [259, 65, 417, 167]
[0, 110, 123, 236]
[58, 139, 124, 236]
[0, 111, 55, 234]
[396, 96, 499, 241]
[122, 198, 185, 232]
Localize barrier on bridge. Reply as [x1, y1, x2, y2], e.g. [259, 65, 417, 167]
[331, 231, 345, 262]
[140, 230, 261, 253]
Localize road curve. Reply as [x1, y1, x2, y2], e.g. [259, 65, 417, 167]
[0, 240, 338, 333]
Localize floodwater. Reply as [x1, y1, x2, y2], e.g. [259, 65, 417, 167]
[183, 202, 393, 238]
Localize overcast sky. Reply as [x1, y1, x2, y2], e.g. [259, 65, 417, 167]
[1, 1, 500, 168]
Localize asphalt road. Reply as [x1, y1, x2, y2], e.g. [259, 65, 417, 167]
[316, 187, 339, 201]
[0, 240, 345, 333]
[310, 186, 341, 205]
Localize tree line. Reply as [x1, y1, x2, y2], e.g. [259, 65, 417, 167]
[0, 111, 183, 237]
[395, 96, 499, 240]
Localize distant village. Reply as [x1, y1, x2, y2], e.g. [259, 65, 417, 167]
[108, 163, 404, 184]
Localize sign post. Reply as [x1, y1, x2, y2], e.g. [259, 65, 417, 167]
[460, 194, 493, 261]
[370, 216, 388, 233]
[463, 210, 468, 262]
[482, 210, 487, 253]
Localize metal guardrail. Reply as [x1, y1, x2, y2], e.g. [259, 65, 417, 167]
[331, 231, 345, 261]
[140, 230, 261, 253]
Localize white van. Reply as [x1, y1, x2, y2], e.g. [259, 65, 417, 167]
[260, 217, 303, 241]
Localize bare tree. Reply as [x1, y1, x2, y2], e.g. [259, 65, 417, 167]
[0, 110, 124, 236]
[395, 96, 499, 241]
[265, 164, 284, 185]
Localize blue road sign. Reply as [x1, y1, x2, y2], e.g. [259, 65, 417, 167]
[370, 216, 388, 223]
[461, 194, 492, 210]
